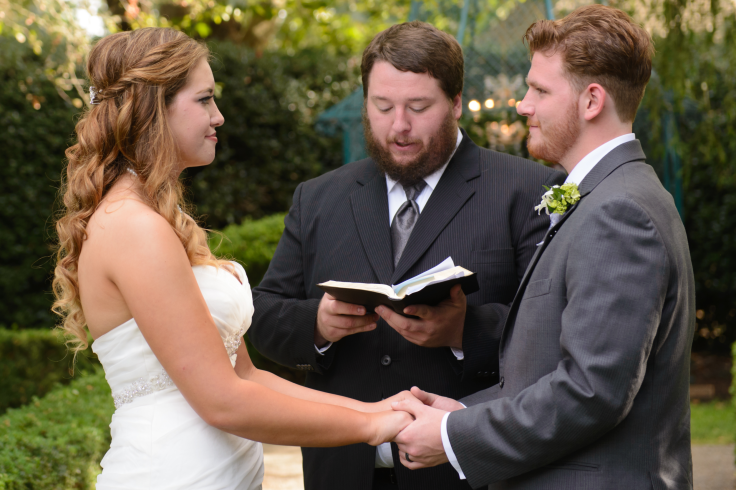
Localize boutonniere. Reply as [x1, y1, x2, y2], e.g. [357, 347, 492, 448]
[534, 183, 581, 216]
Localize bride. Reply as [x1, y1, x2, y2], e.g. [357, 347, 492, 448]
[52, 28, 412, 489]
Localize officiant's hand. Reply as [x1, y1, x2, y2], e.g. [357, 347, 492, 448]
[315, 293, 379, 347]
[375, 284, 466, 349]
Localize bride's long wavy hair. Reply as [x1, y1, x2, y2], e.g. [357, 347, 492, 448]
[53, 28, 228, 354]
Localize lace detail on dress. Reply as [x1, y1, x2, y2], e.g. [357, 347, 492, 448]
[225, 327, 246, 366]
[112, 371, 174, 409]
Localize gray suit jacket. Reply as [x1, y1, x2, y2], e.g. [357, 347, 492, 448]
[448, 141, 695, 490]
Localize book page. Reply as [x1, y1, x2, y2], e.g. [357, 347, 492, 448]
[393, 266, 473, 298]
[318, 280, 398, 299]
[391, 257, 455, 294]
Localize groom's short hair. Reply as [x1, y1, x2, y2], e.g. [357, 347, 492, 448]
[524, 5, 654, 123]
[361, 21, 464, 100]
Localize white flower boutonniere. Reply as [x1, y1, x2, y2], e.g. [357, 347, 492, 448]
[535, 183, 581, 216]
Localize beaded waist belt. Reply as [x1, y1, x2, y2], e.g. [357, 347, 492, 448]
[112, 371, 175, 409]
[110, 330, 244, 409]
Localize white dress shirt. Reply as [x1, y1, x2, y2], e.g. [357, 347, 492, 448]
[374, 129, 463, 469]
[440, 132, 637, 480]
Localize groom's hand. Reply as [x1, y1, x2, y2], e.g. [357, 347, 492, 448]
[410, 386, 464, 412]
[375, 284, 466, 349]
[315, 293, 379, 346]
[392, 397, 448, 470]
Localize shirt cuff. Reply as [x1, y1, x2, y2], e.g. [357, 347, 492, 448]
[314, 342, 333, 355]
[441, 412, 466, 480]
[375, 442, 394, 468]
[450, 347, 464, 360]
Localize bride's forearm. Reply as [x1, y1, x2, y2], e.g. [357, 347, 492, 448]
[182, 345, 410, 446]
[234, 342, 384, 412]
[209, 379, 381, 447]
[248, 366, 378, 412]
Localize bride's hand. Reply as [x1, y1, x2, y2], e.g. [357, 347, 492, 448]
[365, 410, 414, 446]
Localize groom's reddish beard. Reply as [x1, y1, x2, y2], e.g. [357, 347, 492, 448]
[526, 99, 581, 163]
[363, 108, 458, 187]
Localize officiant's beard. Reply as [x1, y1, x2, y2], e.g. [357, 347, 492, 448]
[526, 100, 581, 164]
[364, 109, 458, 187]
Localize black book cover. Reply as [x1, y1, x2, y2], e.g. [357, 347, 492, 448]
[318, 274, 479, 315]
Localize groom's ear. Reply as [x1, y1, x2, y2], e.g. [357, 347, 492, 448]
[582, 83, 607, 121]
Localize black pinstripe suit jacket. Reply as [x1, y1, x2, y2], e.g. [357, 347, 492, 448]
[250, 130, 565, 490]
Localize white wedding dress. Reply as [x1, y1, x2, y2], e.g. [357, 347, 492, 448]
[92, 262, 264, 490]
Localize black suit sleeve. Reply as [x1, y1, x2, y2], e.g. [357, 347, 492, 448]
[458, 169, 567, 381]
[249, 183, 327, 373]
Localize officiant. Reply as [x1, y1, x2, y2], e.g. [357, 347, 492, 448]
[249, 21, 564, 490]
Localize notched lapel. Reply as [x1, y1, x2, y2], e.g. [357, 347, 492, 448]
[350, 171, 394, 285]
[391, 159, 476, 284]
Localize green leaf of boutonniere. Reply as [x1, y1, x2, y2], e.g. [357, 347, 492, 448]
[534, 183, 581, 216]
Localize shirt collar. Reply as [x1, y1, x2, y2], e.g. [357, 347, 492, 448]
[565, 133, 636, 185]
[386, 128, 463, 193]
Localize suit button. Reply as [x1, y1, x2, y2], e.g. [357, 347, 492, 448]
[499, 377, 505, 388]
[381, 355, 392, 366]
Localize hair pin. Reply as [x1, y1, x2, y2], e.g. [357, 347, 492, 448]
[89, 86, 101, 105]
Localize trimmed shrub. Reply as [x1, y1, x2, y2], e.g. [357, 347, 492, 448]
[0, 329, 97, 414]
[0, 370, 113, 489]
[212, 213, 286, 287]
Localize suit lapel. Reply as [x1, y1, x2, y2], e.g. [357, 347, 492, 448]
[390, 131, 480, 284]
[578, 140, 646, 197]
[350, 169, 394, 285]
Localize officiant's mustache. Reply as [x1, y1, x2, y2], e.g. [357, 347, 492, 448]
[363, 108, 457, 187]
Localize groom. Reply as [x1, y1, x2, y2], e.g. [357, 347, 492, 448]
[250, 21, 563, 490]
[390, 5, 696, 489]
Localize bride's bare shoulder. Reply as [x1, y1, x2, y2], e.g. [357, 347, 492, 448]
[86, 192, 179, 256]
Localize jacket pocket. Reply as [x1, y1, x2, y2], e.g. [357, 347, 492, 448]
[522, 278, 552, 300]
[546, 461, 600, 472]
[471, 248, 515, 264]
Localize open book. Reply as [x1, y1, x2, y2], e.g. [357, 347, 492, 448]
[318, 257, 479, 315]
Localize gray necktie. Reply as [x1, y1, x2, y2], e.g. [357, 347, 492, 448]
[391, 181, 427, 266]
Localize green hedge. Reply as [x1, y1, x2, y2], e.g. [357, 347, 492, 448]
[0, 370, 113, 490]
[0, 329, 97, 414]
[0, 38, 81, 329]
[213, 212, 286, 287]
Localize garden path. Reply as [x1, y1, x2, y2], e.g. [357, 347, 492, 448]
[693, 444, 735, 490]
[262, 444, 304, 490]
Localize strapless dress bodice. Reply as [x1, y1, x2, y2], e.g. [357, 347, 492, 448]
[91, 262, 263, 490]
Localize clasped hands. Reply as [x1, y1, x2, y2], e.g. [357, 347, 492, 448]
[374, 387, 465, 470]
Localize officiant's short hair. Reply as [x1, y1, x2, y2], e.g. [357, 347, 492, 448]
[524, 5, 654, 123]
[361, 21, 464, 100]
